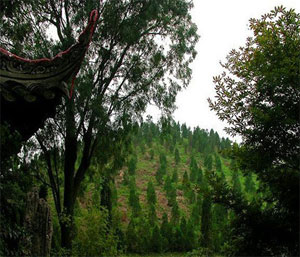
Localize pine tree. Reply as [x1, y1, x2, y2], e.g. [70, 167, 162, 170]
[196, 168, 203, 185]
[190, 164, 198, 183]
[204, 154, 213, 171]
[159, 152, 167, 171]
[173, 226, 183, 251]
[219, 167, 226, 182]
[128, 156, 137, 176]
[167, 184, 177, 206]
[129, 187, 141, 216]
[200, 196, 212, 248]
[179, 216, 189, 251]
[190, 155, 197, 170]
[199, 174, 209, 193]
[164, 175, 172, 193]
[174, 148, 180, 165]
[136, 217, 151, 252]
[190, 203, 200, 225]
[211, 204, 228, 252]
[172, 167, 178, 183]
[156, 152, 167, 184]
[146, 181, 156, 205]
[187, 189, 196, 204]
[110, 180, 118, 206]
[215, 154, 222, 172]
[230, 159, 238, 172]
[244, 173, 255, 193]
[160, 213, 172, 249]
[171, 201, 180, 225]
[151, 225, 162, 253]
[155, 167, 163, 185]
[182, 170, 189, 186]
[126, 219, 138, 252]
[232, 170, 242, 195]
[140, 142, 146, 155]
[149, 149, 154, 160]
[148, 203, 157, 226]
[186, 219, 196, 251]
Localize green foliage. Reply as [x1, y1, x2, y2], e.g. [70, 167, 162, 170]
[160, 213, 172, 250]
[72, 206, 118, 257]
[128, 156, 137, 176]
[125, 219, 139, 253]
[214, 154, 222, 172]
[164, 175, 172, 193]
[200, 197, 212, 248]
[211, 204, 228, 253]
[171, 201, 180, 225]
[2, 0, 198, 251]
[244, 173, 255, 194]
[174, 148, 181, 165]
[122, 170, 130, 185]
[147, 204, 157, 227]
[231, 170, 242, 196]
[125, 216, 151, 253]
[185, 220, 196, 251]
[156, 152, 168, 184]
[190, 164, 198, 183]
[159, 152, 167, 174]
[0, 129, 34, 256]
[190, 203, 200, 225]
[155, 167, 164, 185]
[196, 168, 203, 185]
[167, 184, 177, 206]
[172, 227, 184, 252]
[172, 167, 179, 183]
[186, 247, 213, 257]
[146, 181, 157, 205]
[150, 225, 163, 253]
[209, 6, 300, 256]
[182, 170, 189, 186]
[128, 186, 141, 216]
[203, 155, 213, 171]
[186, 189, 196, 204]
[149, 149, 154, 160]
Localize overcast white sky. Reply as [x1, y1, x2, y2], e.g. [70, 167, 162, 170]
[149, 0, 300, 142]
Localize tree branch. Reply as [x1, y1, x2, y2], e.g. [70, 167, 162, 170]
[36, 135, 61, 214]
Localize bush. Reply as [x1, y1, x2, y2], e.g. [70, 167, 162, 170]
[186, 247, 214, 257]
[72, 206, 118, 257]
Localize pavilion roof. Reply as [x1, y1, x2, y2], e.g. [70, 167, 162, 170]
[0, 9, 99, 140]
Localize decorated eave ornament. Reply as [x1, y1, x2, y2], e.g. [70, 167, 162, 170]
[0, 9, 99, 140]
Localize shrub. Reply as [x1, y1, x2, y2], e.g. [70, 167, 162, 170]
[72, 206, 118, 257]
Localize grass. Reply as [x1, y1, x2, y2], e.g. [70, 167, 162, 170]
[120, 253, 187, 257]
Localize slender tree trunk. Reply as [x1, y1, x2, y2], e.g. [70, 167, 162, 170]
[60, 182, 76, 250]
[60, 99, 77, 251]
[61, 223, 72, 250]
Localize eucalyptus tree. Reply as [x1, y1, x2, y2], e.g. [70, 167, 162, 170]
[1, 0, 198, 250]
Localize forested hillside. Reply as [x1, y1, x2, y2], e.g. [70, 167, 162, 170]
[58, 119, 259, 256]
[1, 1, 299, 257]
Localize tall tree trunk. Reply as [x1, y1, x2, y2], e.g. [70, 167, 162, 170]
[61, 99, 77, 251]
[60, 185, 76, 250]
[60, 208, 74, 250]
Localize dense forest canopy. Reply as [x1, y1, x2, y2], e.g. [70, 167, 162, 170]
[1, 2, 299, 257]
